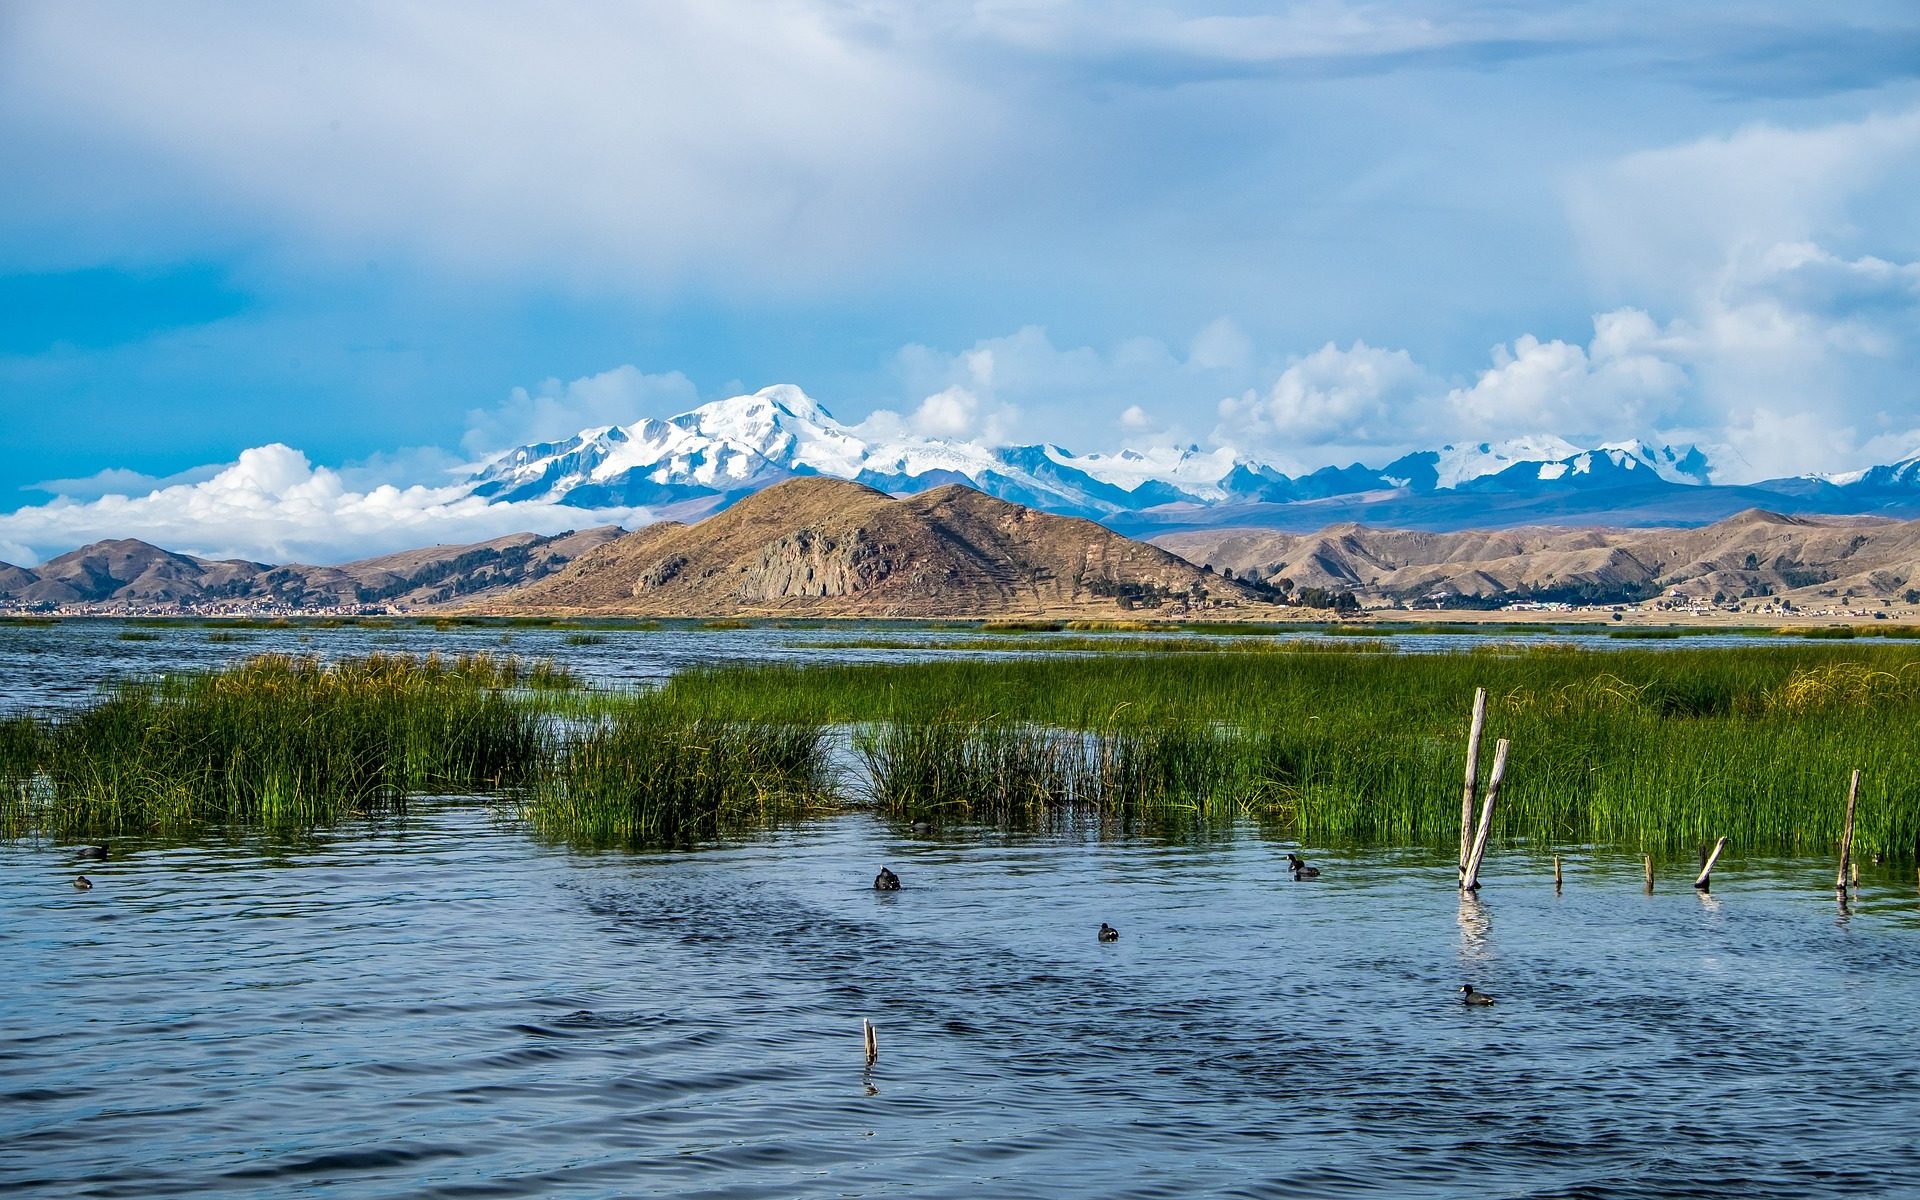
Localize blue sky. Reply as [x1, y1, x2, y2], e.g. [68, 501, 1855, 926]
[3, 2, 1919, 562]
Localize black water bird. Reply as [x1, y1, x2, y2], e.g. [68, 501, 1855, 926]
[1098, 923, 1119, 943]
[75, 844, 108, 861]
[73, 875, 93, 891]
[1458, 984, 1495, 1006]
[873, 866, 902, 891]
[1286, 853, 1320, 879]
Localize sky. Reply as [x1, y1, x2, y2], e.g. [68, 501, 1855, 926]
[3, 1, 1920, 564]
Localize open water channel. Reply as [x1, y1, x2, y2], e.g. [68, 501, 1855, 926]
[4, 621, 1919, 1197]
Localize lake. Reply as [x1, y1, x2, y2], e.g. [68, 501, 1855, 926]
[4, 622, 1919, 1197]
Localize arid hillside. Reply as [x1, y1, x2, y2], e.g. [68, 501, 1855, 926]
[0, 528, 623, 610]
[492, 478, 1266, 617]
[1156, 510, 1920, 606]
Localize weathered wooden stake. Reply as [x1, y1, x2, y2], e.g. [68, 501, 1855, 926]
[1459, 688, 1487, 885]
[1553, 855, 1563, 891]
[863, 1018, 878, 1064]
[1836, 769, 1860, 901]
[1694, 837, 1728, 892]
[1461, 738, 1508, 891]
[1644, 855, 1654, 893]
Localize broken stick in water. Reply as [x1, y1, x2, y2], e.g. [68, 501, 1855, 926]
[1461, 738, 1508, 891]
[1459, 688, 1487, 888]
[1553, 855, 1562, 892]
[1644, 855, 1654, 893]
[1837, 769, 1860, 903]
[863, 1018, 877, 1064]
[1694, 837, 1728, 892]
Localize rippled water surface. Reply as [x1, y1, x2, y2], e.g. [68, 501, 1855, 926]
[7, 810, 1920, 1199]
[6, 622, 1920, 1197]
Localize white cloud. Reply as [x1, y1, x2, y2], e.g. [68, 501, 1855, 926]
[462, 366, 700, 457]
[24, 463, 223, 500]
[1215, 339, 1433, 454]
[1443, 310, 1691, 442]
[0, 444, 645, 567]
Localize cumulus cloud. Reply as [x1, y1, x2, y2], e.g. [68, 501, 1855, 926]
[1214, 340, 1433, 455]
[1559, 107, 1920, 478]
[462, 366, 700, 457]
[1443, 310, 1691, 442]
[0, 444, 646, 567]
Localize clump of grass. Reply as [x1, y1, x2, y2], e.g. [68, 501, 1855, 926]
[524, 706, 832, 847]
[1803, 625, 1859, 640]
[564, 632, 608, 646]
[6, 653, 553, 838]
[117, 630, 160, 642]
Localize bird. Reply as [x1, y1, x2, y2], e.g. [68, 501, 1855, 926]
[1098, 922, 1119, 942]
[73, 875, 93, 891]
[1458, 984, 1495, 1006]
[75, 844, 108, 861]
[873, 866, 902, 891]
[1286, 853, 1320, 879]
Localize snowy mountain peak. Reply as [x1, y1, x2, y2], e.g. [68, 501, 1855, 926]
[465, 386, 1745, 524]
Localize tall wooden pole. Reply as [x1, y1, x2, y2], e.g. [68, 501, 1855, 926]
[1461, 738, 1508, 891]
[1836, 769, 1860, 902]
[1460, 688, 1487, 886]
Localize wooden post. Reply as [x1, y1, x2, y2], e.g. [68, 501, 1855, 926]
[863, 1018, 877, 1064]
[1461, 738, 1508, 891]
[1460, 688, 1487, 886]
[1694, 836, 1728, 892]
[1644, 855, 1654, 893]
[1836, 769, 1860, 901]
[1553, 855, 1563, 891]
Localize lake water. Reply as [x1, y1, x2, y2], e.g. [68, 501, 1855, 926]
[5, 622, 1920, 1197]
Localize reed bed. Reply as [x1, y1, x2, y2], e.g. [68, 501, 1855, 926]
[522, 705, 834, 847]
[652, 644, 1920, 857]
[1, 653, 553, 837]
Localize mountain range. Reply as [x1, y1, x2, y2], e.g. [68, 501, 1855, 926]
[1158, 509, 1920, 609]
[494, 477, 1264, 617]
[464, 384, 1920, 533]
[0, 528, 620, 610]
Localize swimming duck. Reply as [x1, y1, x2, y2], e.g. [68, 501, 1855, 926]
[1098, 922, 1119, 943]
[1286, 853, 1320, 879]
[1458, 984, 1495, 1006]
[73, 875, 93, 891]
[75, 843, 108, 861]
[873, 866, 902, 891]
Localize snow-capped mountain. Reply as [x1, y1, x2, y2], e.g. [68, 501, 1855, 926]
[460, 382, 1920, 532]
[465, 385, 1730, 527]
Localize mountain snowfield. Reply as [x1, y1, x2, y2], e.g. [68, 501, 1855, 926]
[466, 384, 1728, 522]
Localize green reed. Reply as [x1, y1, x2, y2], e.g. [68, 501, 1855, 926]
[650, 644, 1920, 858]
[522, 704, 835, 848]
[3, 653, 552, 837]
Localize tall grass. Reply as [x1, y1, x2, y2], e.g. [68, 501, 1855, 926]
[650, 645, 1920, 858]
[2, 653, 551, 837]
[523, 705, 833, 847]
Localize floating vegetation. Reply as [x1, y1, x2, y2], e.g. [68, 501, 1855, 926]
[522, 706, 833, 847]
[117, 630, 161, 642]
[563, 632, 608, 646]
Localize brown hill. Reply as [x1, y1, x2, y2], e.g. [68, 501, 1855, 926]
[1155, 509, 1920, 606]
[491, 478, 1264, 617]
[0, 527, 623, 610]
